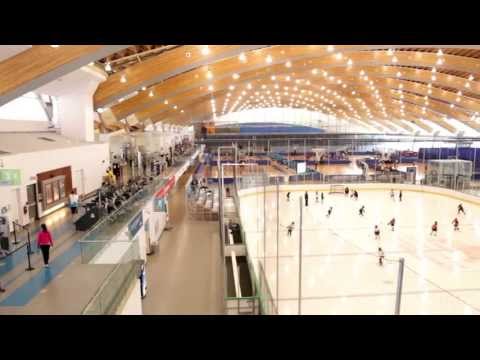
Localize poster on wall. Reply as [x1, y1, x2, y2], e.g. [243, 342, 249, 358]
[153, 197, 167, 212]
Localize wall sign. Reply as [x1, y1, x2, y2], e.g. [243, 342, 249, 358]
[0, 169, 21, 186]
[128, 212, 143, 238]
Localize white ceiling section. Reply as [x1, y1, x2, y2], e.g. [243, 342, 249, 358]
[35, 66, 107, 97]
[0, 45, 32, 62]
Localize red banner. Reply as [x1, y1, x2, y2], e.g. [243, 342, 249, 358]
[155, 176, 175, 198]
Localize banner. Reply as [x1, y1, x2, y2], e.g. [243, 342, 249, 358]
[0, 169, 21, 186]
[155, 176, 175, 198]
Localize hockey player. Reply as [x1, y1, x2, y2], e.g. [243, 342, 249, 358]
[431, 221, 438, 236]
[378, 247, 385, 266]
[287, 222, 295, 237]
[359, 205, 365, 216]
[388, 217, 396, 231]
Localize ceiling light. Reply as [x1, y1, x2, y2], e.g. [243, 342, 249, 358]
[97, 107, 104, 113]
[229, 85, 235, 91]
[120, 75, 127, 83]
[105, 63, 112, 72]
[437, 49, 443, 57]
[327, 45, 335, 52]
[392, 56, 398, 64]
[208, 85, 214, 91]
[285, 61, 292, 68]
[206, 71, 213, 79]
[360, 70, 365, 76]
[201, 46, 210, 55]
[312, 68, 318, 75]
[149, 90, 154, 97]
[164, 100, 169, 105]
[271, 75, 276, 80]
[247, 83, 252, 89]
[347, 59, 353, 66]
[436, 58, 444, 66]
[469, 74, 475, 81]
[387, 48, 394, 56]
[465, 82, 471, 88]
[141, 86, 147, 91]
[180, 110, 184, 113]
[50, 45, 60, 48]
[266, 55, 273, 64]
[335, 52, 343, 60]
[232, 73, 240, 80]
[431, 67, 437, 73]
[431, 75, 437, 81]
[239, 52, 247, 62]
[396, 72, 402, 78]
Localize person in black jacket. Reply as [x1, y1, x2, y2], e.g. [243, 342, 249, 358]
[304, 191, 309, 207]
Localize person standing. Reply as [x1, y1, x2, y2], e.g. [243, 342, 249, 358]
[398, 190, 403, 202]
[321, 192, 324, 204]
[457, 203, 466, 215]
[304, 191, 309, 207]
[315, 191, 319, 203]
[69, 190, 79, 215]
[390, 189, 395, 201]
[344, 186, 350, 197]
[374, 225, 380, 240]
[37, 224, 53, 268]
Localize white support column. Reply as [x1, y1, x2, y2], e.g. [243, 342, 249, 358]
[52, 67, 106, 142]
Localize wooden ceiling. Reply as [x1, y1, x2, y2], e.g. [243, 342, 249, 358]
[5, 45, 480, 135]
[92, 45, 480, 135]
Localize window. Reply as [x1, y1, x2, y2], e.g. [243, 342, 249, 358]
[42, 175, 67, 209]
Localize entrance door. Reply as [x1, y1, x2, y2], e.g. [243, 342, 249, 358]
[26, 184, 38, 221]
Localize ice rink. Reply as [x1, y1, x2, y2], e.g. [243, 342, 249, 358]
[239, 187, 480, 315]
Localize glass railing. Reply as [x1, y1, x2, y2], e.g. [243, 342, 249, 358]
[79, 147, 200, 315]
[81, 239, 142, 315]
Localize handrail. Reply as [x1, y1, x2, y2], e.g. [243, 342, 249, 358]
[230, 250, 242, 299]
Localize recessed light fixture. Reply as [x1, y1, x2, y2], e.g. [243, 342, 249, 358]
[149, 90, 154, 97]
[164, 100, 169, 105]
[201, 46, 210, 56]
[232, 73, 240, 80]
[208, 85, 214, 91]
[285, 61, 292, 68]
[327, 45, 335, 52]
[206, 71, 213, 79]
[105, 63, 112, 72]
[50, 45, 60, 48]
[266, 55, 273, 64]
[120, 75, 127, 83]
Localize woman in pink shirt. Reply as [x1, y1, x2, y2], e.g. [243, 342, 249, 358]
[37, 224, 53, 267]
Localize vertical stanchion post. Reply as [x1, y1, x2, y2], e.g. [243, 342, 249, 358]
[395, 257, 405, 315]
[263, 180, 267, 272]
[12, 223, 18, 245]
[275, 178, 280, 310]
[298, 196, 303, 315]
[25, 230, 34, 271]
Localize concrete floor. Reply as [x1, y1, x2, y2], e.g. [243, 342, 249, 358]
[142, 170, 225, 314]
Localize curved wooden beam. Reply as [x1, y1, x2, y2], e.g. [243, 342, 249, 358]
[0, 45, 128, 106]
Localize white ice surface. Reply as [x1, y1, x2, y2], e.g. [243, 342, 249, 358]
[239, 188, 480, 315]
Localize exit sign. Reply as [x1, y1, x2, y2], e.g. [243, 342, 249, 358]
[0, 169, 21, 186]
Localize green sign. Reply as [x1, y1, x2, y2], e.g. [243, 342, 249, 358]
[0, 169, 21, 186]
